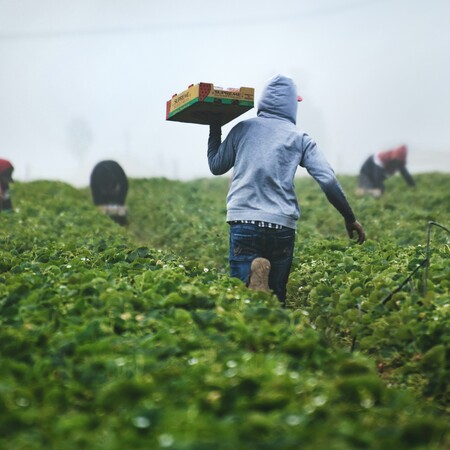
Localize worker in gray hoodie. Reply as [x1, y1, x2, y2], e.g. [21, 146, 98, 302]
[207, 74, 365, 306]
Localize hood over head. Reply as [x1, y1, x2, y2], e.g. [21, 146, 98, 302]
[392, 144, 407, 162]
[378, 145, 408, 165]
[257, 74, 300, 124]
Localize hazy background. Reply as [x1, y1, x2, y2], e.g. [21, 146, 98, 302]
[1, 0, 449, 187]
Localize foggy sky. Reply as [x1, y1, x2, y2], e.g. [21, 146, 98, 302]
[0, 0, 449, 187]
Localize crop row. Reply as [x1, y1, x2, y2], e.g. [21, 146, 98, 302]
[0, 176, 449, 449]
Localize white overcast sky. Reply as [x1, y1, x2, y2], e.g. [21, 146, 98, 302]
[0, 0, 449, 186]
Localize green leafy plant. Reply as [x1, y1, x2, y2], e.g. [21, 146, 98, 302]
[0, 175, 448, 449]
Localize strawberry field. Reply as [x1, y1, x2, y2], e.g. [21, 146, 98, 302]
[1, 173, 449, 449]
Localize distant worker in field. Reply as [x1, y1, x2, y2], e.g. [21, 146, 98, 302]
[0, 158, 14, 212]
[90, 160, 129, 225]
[206, 74, 365, 307]
[357, 144, 415, 197]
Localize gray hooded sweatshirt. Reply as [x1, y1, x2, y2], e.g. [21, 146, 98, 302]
[207, 74, 355, 229]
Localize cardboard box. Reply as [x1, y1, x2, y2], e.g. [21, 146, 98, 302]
[166, 82, 254, 126]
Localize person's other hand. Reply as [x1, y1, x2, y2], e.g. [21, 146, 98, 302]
[346, 220, 366, 244]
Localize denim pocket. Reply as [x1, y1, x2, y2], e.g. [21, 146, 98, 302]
[267, 229, 296, 261]
[229, 225, 259, 262]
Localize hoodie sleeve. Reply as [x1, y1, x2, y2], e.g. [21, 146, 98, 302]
[399, 165, 415, 187]
[300, 135, 356, 223]
[207, 124, 236, 175]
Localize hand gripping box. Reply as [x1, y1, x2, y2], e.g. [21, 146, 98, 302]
[166, 82, 254, 126]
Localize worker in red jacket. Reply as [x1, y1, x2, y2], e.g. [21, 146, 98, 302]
[357, 145, 415, 197]
[0, 159, 14, 212]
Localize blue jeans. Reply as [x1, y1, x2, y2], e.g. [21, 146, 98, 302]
[229, 223, 296, 306]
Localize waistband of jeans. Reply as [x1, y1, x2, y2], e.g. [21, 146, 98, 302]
[228, 220, 283, 229]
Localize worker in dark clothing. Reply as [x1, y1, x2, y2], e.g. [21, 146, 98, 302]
[357, 145, 415, 197]
[90, 160, 129, 225]
[0, 159, 14, 212]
